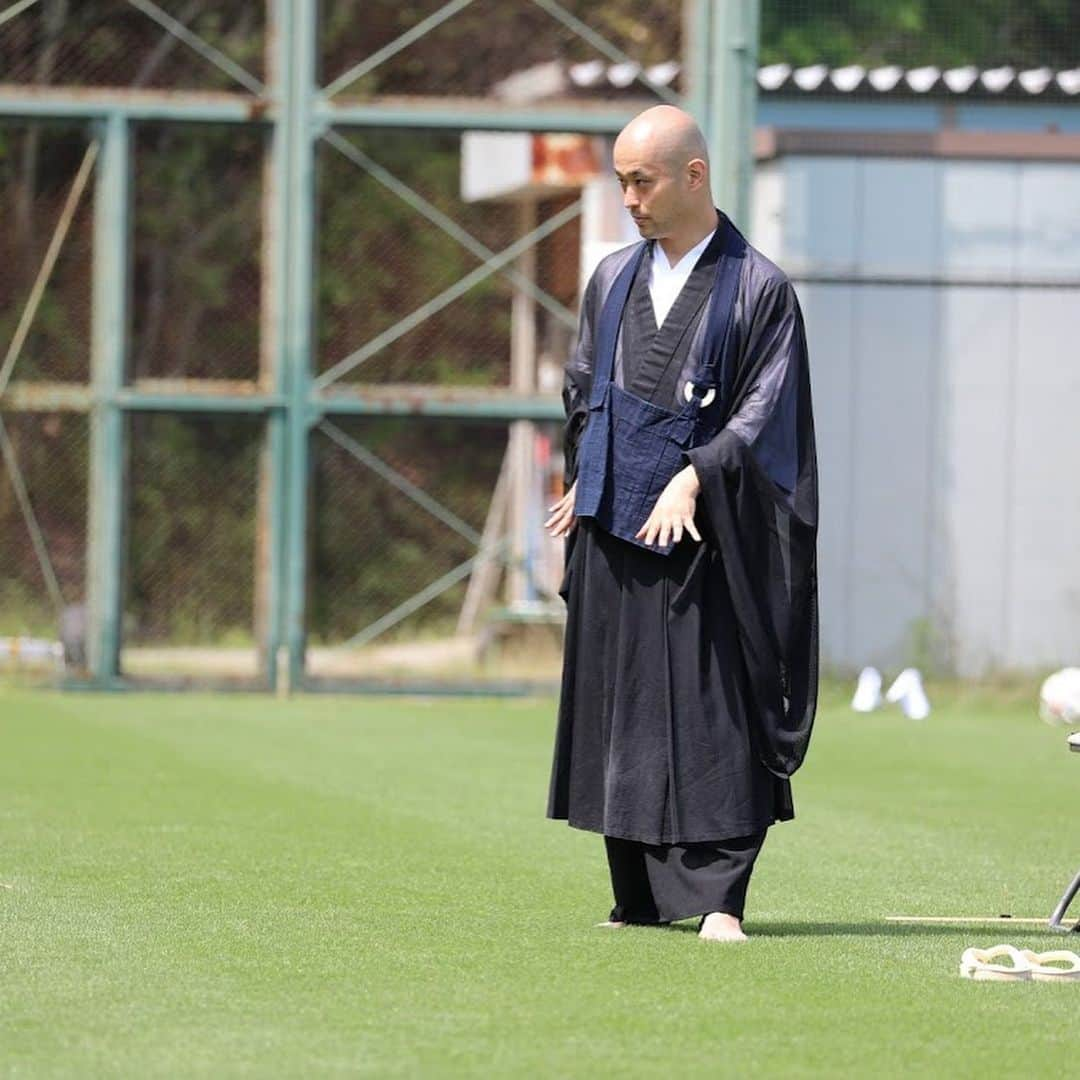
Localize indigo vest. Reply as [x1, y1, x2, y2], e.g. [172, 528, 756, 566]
[574, 221, 746, 555]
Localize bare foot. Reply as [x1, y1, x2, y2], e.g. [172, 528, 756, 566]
[698, 912, 748, 942]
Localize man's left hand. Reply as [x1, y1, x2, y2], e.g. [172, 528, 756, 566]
[635, 464, 702, 548]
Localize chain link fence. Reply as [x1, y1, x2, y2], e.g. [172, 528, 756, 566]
[131, 122, 264, 383]
[0, 410, 88, 639]
[2, 1, 1077, 687]
[0, 0, 684, 689]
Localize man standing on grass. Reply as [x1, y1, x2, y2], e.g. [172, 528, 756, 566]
[545, 105, 818, 942]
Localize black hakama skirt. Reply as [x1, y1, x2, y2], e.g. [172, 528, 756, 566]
[605, 832, 766, 924]
[547, 519, 793, 847]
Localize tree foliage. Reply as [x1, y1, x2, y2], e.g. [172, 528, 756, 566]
[760, 0, 1080, 70]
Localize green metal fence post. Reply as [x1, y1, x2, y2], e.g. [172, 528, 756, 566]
[281, 0, 319, 692]
[682, 0, 713, 133]
[257, 0, 293, 691]
[709, 0, 760, 228]
[263, 411, 289, 691]
[86, 112, 130, 684]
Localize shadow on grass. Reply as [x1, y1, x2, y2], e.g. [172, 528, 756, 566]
[661, 919, 1068, 938]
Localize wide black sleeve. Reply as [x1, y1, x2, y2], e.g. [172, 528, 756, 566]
[686, 277, 819, 778]
[562, 271, 601, 487]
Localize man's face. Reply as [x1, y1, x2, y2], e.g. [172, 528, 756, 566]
[613, 141, 685, 240]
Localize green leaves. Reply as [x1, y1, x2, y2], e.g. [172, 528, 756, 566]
[760, 0, 1079, 69]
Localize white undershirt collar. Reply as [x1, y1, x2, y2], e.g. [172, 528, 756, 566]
[648, 227, 717, 327]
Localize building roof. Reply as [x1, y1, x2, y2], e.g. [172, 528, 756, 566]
[753, 63, 1080, 96]
[494, 60, 1080, 102]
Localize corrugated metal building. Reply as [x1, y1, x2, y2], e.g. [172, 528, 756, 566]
[755, 138, 1080, 675]
[506, 62, 1080, 675]
[746, 68, 1080, 676]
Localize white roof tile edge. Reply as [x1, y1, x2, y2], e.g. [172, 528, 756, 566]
[560, 58, 1080, 96]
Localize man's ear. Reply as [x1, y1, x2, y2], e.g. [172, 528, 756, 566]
[686, 158, 707, 190]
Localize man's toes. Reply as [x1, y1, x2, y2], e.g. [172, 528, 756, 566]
[700, 927, 748, 942]
[698, 913, 748, 942]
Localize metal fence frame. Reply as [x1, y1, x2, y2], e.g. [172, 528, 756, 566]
[0, 0, 759, 691]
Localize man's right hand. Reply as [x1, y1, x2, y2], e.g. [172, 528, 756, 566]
[544, 481, 577, 539]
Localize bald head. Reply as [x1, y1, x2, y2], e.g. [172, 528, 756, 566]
[614, 105, 709, 173]
[613, 106, 717, 257]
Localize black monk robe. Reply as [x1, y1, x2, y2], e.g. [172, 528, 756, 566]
[547, 218, 818, 846]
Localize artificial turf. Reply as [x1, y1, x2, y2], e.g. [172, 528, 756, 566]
[1, 682, 1078, 1077]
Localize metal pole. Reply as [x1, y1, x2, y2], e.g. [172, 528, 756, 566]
[709, 0, 760, 228]
[508, 198, 538, 608]
[257, 0, 292, 690]
[86, 112, 131, 683]
[1049, 868, 1080, 933]
[280, 0, 319, 691]
[682, 0, 713, 133]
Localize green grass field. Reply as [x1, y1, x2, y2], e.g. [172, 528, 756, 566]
[2, 683, 1078, 1077]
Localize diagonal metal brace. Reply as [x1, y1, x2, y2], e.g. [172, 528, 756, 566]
[0, 0, 40, 29]
[336, 538, 510, 650]
[125, 0, 265, 95]
[0, 415, 65, 615]
[528, 0, 682, 105]
[0, 140, 99, 399]
[323, 0, 477, 99]
[323, 131, 578, 332]
[324, 0, 680, 107]
[318, 419, 482, 547]
[314, 197, 581, 389]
